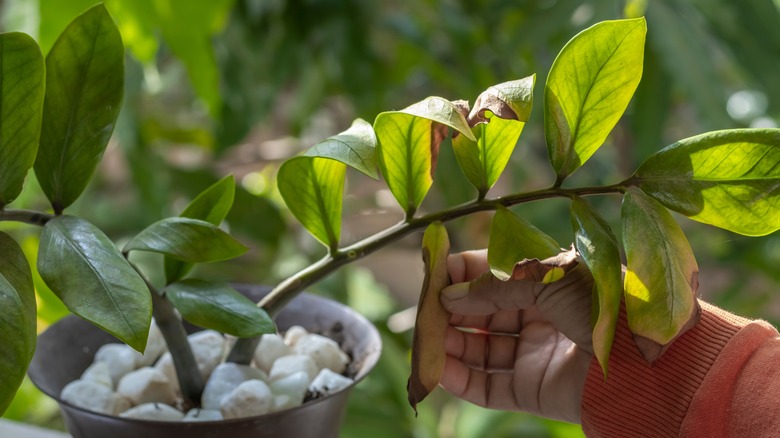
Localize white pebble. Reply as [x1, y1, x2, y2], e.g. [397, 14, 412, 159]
[183, 408, 223, 422]
[201, 363, 267, 410]
[283, 326, 308, 347]
[272, 394, 297, 412]
[187, 330, 227, 379]
[61, 380, 131, 415]
[137, 319, 167, 367]
[119, 403, 184, 421]
[269, 371, 308, 408]
[94, 344, 141, 386]
[220, 380, 273, 419]
[253, 334, 291, 373]
[269, 355, 318, 383]
[80, 361, 113, 388]
[117, 367, 177, 406]
[154, 353, 179, 392]
[308, 369, 354, 397]
[294, 334, 350, 374]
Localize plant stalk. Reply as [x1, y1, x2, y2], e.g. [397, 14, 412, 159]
[0, 209, 55, 226]
[227, 183, 625, 364]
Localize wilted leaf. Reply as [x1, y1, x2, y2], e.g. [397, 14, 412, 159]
[124, 217, 248, 263]
[375, 97, 475, 214]
[488, 207, 560, 280]
[165, 279, 275, 337]
[305, 118, 379, 179]
[38, 216, 151, 352]
[571, 197, 622, 375]
[0, 33, 45, 207]
[408, 222, 451, 414]
[622, 187, 699, 362]
[165, 175, 236, 283]
[277, 156, 346, 251]
[467, 75, 535, 125]
[35, 4, 124, 213]
[631, 128, 780, 236]
[0, 232, 36, 415]
[545, 18, 646, 181]
[452, 114, 525, 196]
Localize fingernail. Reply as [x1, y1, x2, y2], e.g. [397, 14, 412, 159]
[441, 283, 469, 301]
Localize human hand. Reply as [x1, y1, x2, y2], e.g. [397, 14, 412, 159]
[439, 249, 594, 423]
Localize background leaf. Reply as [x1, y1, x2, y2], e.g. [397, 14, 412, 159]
[34, 4, 124, 213]
[0, 32, 45, 207]
[277, 156, 346, 251]
[408, 222, 451, 413]
[124, 217, 248, 262]
[165, 175, 236, 283]
[38, 215, 151, 352]
[545, 18, 646, 180]
[631, 128, 780, 236]
[452, 114, 525, 196]
[305, 118, 379, 179]
[0, 232, 36, 415]
[621, 187, 698, 351]
[488, 207, 560, 280]
[570, 197, 622, 375]
[165, 279, 275, 337]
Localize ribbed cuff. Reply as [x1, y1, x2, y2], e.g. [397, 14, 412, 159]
[581, 301, 752, 438]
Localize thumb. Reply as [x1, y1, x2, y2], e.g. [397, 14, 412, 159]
[440, 271, 538, 316]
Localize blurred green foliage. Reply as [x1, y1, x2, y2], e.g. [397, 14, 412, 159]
[2, 0, 780, 436]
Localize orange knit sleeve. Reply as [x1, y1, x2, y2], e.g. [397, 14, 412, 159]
[581, 301, 780, 437]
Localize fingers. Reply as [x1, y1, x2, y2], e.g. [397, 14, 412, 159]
[441, 272, 537, 316]
[440, 356, 520, 411]
[446, 249, 488, 284]
[444, 326, 519, 371]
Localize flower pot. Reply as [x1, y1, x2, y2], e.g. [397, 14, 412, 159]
[28, 285, 382, 438]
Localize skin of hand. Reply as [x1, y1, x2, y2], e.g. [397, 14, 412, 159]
[439, 249, 595, 424]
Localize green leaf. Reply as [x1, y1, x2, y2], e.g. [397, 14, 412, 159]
[375, 97, 476, 215]
[0, 232, 36, 415]
[467, 75, 536, 125]
[124, 217, 248, 263]
[277, 156, 346, 251]
[570, 197, 621, 375]
[165, 279, 275, 338]
[545, 18, 646, 181]
[488, 207, 560, 280]
[165, 175, 236, 283]
[34, 4, 125, 213]
[631, 128, 780, 236]
[305, 118, 379, 179]
[621, 187, 698, 348]
[452, 114, 525, 196]
[0, 33, 45, 207]
[38, 215, 151, 352]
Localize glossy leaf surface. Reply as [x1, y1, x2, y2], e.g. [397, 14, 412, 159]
[545, 18, 646, 180]
[165, 175, 236, 283]
[0, 33, 45, 206]
[277, 156, 346, 250]
[375, 97, 475, 214]
[408, 222, 451, 413]
[35, 4, 124, 212]
[452, 114, 525, 195]
[305, 118, 378, 179]
[165, 279, 275, 338]
[571, 197, 622, 375]
[124, 217, 248, 263]
[632, 128, 780, 236]
[0, 233, 36, 415]
[38, 216, 151, 352]
[622, 188, 698, 352]
[488, 207, 560, 280]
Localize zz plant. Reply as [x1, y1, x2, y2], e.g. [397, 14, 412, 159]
[1, 6, 778, 420]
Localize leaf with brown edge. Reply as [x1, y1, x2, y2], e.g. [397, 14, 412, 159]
[407, 222, 451, 415]
[508, 246, 579, 283]
[467, 75, 536, 126]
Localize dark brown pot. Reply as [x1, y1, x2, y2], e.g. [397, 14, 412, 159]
[28, 285, 382, 438]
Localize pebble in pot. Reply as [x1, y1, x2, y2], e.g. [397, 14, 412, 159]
[120, 403, 185, 421]
[220, 380, 273, 419]
[117, 367, 178, 406]
[201, 362, 267, 410]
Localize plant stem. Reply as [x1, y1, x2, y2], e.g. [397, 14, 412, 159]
[227, 183, 625, 364]
[0, 209, 55, 226]
[128, 262, 205, 407]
